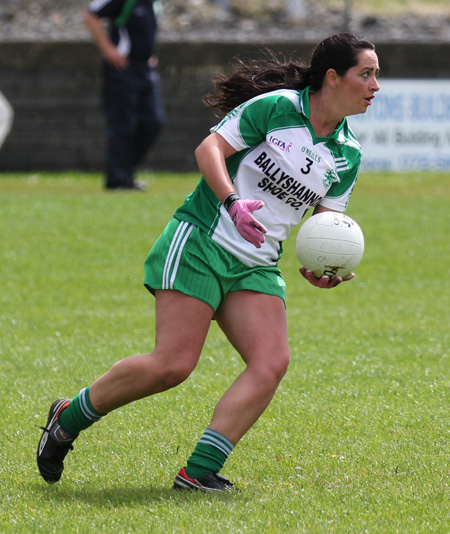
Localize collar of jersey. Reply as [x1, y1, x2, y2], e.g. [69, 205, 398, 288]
[299, 86, 347, 145]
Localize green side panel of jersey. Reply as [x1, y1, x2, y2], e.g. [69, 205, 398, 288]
[173, 149, 251, 236]
[173, 179, 220, 235]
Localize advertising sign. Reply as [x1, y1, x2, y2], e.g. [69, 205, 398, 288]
[348, 79, 450, 171]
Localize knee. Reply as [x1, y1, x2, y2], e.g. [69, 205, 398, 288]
[158, 361, 194, 389]
[109, 351, 197, 395]
[149, 352, 198, 391]
[270, 352, 291, 382]
[249, 351, 291, 388]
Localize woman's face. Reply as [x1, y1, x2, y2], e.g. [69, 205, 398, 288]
[335, 49, 380, 117]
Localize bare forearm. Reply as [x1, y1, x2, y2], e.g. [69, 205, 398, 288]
[82, 10, 127, 68]
[195, 133, 237, 203]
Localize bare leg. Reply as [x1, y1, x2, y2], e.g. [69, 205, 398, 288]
[211, 291, 291, 445]
[89, 290, 214, 414]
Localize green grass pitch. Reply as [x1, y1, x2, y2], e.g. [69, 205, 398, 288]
[0, 171, 449, 533]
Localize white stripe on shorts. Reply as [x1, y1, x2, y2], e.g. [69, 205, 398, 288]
[162, 221, 193, 289]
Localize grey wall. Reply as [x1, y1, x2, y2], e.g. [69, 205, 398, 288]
[1, 41, 449, 172]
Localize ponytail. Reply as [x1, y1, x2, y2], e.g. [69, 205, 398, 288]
[203, 51, 311, 117]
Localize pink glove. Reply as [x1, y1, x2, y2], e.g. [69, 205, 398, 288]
[299, 267, 355, 289]
[227, 198, 267, 248]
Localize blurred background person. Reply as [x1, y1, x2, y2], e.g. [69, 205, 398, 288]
[83, 0, 165, 190]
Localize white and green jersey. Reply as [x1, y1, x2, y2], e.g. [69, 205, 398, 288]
[174, 87, 362, 268]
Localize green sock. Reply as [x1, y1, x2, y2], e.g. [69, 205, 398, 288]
[58, 386, 105, 436]
[185, 428, 235, 479]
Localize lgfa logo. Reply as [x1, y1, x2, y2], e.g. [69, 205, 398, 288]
[268, 136, 292, 153]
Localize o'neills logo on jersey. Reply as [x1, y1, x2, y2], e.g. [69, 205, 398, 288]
[268, 136, 292, 153]
[301, 146, 321, 162]
[254, 151, 322, 211]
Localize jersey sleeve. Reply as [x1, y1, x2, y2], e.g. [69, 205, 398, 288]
[211, 93, 298, 151]
[319, 120, 362, 212]
[319, 157, 361, 212]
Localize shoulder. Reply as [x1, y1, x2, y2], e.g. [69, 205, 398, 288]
[245, 89, 302, 111]
[235, 89, 303, 128]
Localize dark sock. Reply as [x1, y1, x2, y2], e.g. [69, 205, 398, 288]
[185, 428, 235, 479]
[58, 386, 105, 435]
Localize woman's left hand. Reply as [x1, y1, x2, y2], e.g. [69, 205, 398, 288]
[299, 267, 355, 289]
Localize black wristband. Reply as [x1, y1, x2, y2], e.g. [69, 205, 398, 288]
[223, 193, 240, 213]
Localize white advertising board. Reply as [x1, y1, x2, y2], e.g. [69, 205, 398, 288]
[347, 79, 450, 171]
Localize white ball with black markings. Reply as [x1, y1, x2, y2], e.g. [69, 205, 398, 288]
[296, 212, 364, 279]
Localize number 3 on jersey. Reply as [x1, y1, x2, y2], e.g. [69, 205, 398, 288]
[301, 157, 314, 175]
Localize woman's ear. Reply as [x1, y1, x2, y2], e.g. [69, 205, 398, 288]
[325, 68, 340, 88]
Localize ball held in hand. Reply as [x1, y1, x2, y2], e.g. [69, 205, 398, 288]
[296, 212, 364, 279]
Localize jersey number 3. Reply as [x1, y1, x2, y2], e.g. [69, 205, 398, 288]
[301, 157, 314, 175]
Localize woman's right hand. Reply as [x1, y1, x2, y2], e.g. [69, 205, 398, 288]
[299, 267, 355, 289]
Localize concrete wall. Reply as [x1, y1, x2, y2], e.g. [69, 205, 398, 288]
[1, 41, 449, 172]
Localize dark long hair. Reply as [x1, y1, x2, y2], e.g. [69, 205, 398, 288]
[204, 33, 375, 117]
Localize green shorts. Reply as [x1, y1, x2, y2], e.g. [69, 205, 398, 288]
[144, 218, 286, 311]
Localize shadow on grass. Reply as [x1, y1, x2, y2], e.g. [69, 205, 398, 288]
[31, 480, 242, 508]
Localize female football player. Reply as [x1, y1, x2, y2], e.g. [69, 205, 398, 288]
[37, 32, 379, 492]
